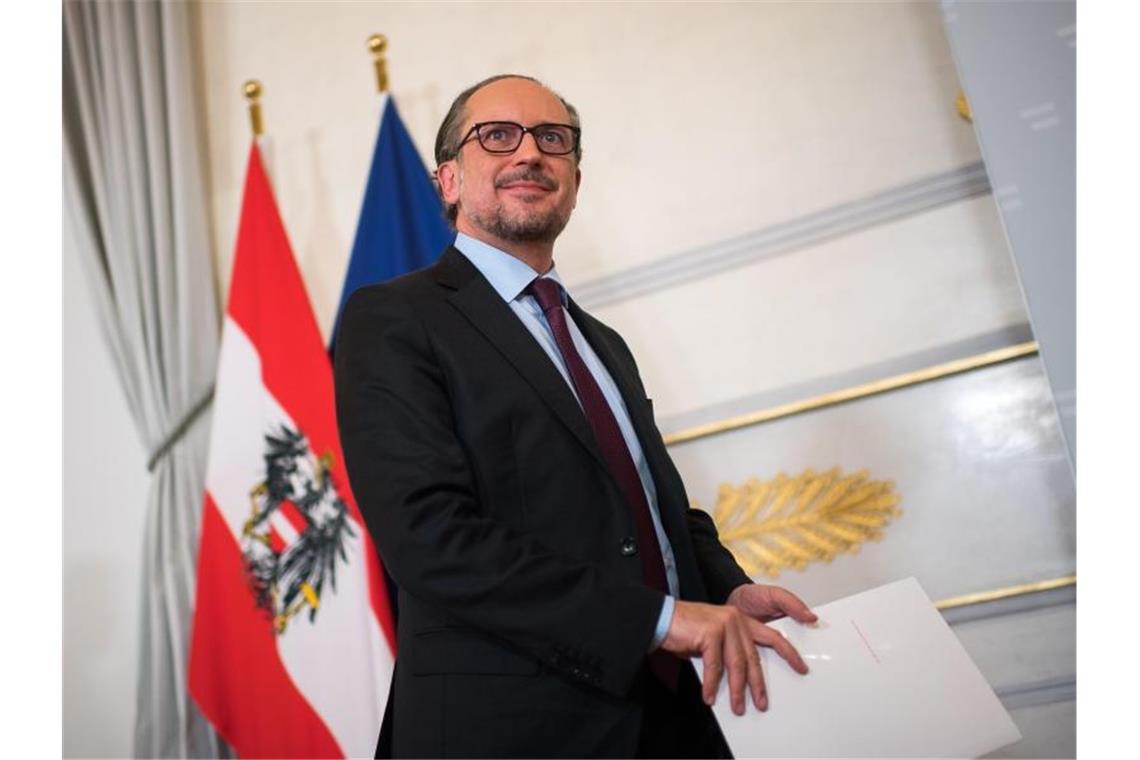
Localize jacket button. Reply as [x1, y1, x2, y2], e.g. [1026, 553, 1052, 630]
[620, 537, 637, 556]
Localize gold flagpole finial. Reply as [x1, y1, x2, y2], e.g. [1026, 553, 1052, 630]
[243, 79, 264, 136]
[368, 34, 389, 93]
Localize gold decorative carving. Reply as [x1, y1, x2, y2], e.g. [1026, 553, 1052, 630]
[709, 467, 901, 577]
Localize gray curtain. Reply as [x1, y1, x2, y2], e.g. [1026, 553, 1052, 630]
[63, 1, 228, 756]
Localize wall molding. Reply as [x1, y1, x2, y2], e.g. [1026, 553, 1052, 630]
[574, 160, 992, 311]
[942, 579, 1076, 712]
[657, 324, 1035, 442]
[663, 338, 1038, 447]
[996, 676, 1076, 711]
[940, 577, 1076, 626]
[936, 575, 1075, 612]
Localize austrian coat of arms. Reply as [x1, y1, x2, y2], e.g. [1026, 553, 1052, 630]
[240, 424, 355, 634]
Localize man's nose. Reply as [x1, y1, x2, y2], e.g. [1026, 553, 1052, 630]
[512, 131, 545, 163]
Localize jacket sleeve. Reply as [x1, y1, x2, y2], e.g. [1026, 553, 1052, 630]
[683, 502, 754, 604]
[334, 286, 664, 696]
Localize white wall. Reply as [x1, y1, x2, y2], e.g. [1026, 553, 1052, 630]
[194, 0, 1028, 420]
[196, 1, 986, 344]
[63, 228, 150, 756]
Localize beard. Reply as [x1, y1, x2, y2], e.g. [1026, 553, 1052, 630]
[462, 168, 573, 243]
[468, 202, 571, 244]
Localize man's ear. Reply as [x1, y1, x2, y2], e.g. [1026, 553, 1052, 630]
[437, 161, 460, 206]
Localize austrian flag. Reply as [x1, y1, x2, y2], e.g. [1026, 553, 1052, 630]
[189, 143, 396, 758]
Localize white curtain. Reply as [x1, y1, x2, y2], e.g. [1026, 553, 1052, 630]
[63, 1, 228, 756]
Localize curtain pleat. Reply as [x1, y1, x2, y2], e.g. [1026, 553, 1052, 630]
[63, 1, 228, 756]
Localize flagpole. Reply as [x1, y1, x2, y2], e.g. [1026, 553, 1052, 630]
[243, 79, 276, 181]
[368, 34, 389, 93]
[243, 79, 264, 136]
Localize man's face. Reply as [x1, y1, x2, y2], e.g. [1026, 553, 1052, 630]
[438, 78, 581, 246]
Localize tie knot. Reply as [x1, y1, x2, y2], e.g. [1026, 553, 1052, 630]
[528, 277, 563, 314]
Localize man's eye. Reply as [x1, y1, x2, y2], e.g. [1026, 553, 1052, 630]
[486, 129, 508, 141]
[539, 131, 565, 146]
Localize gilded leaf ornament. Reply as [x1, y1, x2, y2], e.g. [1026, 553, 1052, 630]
[709, 467, 902, 578]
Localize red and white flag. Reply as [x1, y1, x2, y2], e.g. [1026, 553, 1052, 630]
[189, 143, 396, 757]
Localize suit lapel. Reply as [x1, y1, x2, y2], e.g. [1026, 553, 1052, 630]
[434, 248, 606, 469]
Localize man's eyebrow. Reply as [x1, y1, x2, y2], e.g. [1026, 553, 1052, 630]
[472, 119, 572, 126]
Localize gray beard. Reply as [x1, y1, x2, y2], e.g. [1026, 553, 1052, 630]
[468, 203, 570, 244]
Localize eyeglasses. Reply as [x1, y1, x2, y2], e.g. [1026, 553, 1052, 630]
[459, 121, 580, 156]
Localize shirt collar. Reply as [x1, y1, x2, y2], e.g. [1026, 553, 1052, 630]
[454, 232, 567, 305]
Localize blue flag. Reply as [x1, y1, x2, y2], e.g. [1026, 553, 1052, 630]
[330, 95, 453, 353]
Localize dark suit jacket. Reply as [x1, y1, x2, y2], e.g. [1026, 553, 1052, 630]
[334, 246, 751, 758]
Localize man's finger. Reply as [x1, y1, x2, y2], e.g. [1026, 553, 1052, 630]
[745, 632, 767, 712]
[702, 636, 725, 706]
[772, 587, 818, 624]
[724, 623, 748, 716]
[752, 621, 810, 675]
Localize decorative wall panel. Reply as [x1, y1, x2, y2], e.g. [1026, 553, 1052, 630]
[668, 353, 1075, 757]
[595, 194, 1028, 422]
[670, 355, 1074, 604]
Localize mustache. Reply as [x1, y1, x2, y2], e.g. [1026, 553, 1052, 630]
[495, 169, 557, 190]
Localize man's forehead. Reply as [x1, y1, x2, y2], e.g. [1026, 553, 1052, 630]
[465, 77, 571, 124]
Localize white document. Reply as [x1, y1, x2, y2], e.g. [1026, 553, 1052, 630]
[698, 577, 1021, 758]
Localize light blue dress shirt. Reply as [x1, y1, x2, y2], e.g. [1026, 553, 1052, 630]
[453, 233, 677, 651]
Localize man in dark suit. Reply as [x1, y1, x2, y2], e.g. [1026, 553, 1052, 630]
[334, 74, 818, 758]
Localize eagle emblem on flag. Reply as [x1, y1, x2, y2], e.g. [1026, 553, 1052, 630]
[241, 424, 356, 634]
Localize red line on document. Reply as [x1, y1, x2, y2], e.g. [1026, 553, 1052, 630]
[851, 619, 881, 664]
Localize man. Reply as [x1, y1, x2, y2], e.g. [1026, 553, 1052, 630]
[334, 74, 818, 758]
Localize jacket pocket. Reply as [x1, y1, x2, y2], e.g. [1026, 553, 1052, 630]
[411, 627, 541, 676]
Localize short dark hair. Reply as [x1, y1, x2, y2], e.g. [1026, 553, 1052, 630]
[434, 74, 582, 224]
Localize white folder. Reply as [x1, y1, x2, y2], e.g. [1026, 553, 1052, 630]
[698, 577, 1022, 758]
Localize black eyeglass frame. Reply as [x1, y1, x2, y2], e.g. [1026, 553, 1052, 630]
[458, 121, 581, 156]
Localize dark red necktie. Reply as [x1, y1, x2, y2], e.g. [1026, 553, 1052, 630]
[529, 277, 680, 689]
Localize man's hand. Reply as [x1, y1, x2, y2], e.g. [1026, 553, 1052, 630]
[726, 583, 818, 626]
[660, 586, 816, 716]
